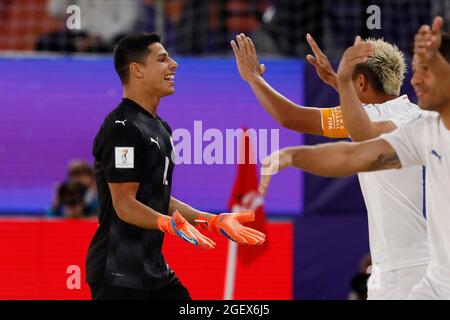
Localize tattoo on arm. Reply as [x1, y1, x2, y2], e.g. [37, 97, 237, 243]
[369, 152, 401, 171]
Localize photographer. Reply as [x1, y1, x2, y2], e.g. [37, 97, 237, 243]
[46, 181, 91, 218]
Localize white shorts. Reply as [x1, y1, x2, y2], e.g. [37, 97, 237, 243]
[367, 264, 427, 300]
[407, 269, 450, 300]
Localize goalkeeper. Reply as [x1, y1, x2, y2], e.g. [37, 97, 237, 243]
[86, 33, 265, 300]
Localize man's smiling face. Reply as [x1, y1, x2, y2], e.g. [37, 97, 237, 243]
[139, 42, 178, 98]
[411, 55, 448, 112]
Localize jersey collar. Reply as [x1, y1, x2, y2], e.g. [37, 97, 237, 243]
[122, 98, 159, 120]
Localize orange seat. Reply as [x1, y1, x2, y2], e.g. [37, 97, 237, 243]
[0, 0, 63, 51]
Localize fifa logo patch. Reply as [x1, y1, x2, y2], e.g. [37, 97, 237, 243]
[115, 147, 134, 168]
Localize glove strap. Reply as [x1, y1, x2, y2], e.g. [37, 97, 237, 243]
[194, 213, 216, 232]
[157, 215, 171, 233]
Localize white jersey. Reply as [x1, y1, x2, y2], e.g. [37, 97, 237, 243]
[382, 112, 450, 291]
[358, 95, 430, 272]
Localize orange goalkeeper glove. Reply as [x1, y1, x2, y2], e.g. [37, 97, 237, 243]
[157, 210, 216, 249]
[195, 210, 266, 245]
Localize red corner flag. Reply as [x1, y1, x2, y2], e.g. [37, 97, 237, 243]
[227, 129, 269, 264]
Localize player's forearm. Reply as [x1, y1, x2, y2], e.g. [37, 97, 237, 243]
[283, 142, 363, 177]
[427, 53, 450, 98]
[246, 75, 292, 124]
[337, 80, 376, 141]
[247, 76, 323, 135]
[169, 196, 214, 225]
[287, 137, 403, 176]
[113, 196, 164, 230]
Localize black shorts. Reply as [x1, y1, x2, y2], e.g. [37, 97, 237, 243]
[89, 279, 192, 300]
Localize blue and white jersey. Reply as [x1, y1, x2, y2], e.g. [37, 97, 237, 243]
[382, 111, 450, 290]
[359, 95, 430, 272]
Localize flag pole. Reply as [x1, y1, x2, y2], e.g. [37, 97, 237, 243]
[223, 129, 250, 300]
[223, 240, 238, 300]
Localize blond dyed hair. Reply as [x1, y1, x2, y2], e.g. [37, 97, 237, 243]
[359, 38, 406, 96]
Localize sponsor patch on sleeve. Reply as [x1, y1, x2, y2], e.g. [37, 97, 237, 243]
[115, 147, 134, 168]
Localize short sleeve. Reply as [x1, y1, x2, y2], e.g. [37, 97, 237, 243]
[388, 110, 423, 129]
[101, 123, 145, 183]
[363, 104, 422, 128]
[380, 117, 426, 168]
[363, 104, 385, 121]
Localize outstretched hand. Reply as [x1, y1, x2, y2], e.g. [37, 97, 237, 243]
[306, 33, 338, 90]
[196, 210, 266, 245]
[414, 16, 443, 63]
[157, 210, 216, 249]
[231, 33, 266, 82]
[337, 36, 374, 83]
[259, 149, 293, 197]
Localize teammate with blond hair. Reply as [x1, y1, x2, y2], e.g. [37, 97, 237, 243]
[232, 33, 430, 299]
[259, 17, 450, 299]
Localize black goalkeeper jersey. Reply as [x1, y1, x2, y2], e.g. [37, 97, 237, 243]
[86, 98, 176, 290]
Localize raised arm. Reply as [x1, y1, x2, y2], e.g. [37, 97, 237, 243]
[414, 17, 450, 98]
[305, 33, 339, 91]
[231, 33, 323, 135]
[231, 33, 393, 140]
[335, 36, 398, 141]
[259, 138, 399, 196]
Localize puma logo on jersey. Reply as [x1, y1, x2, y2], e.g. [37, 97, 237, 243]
[431, 149, 442, 162]
[115, 119, 127, 126]
[150, 137, 160, 149]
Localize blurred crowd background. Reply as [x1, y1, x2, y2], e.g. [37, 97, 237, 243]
[1, 0, 449, 58]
